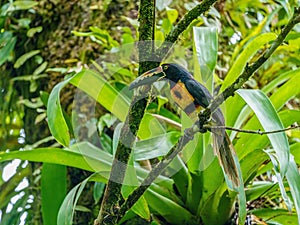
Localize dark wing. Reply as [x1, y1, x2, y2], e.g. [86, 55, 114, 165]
[184, 78, 213, 108]
[184, 78, 224, 125]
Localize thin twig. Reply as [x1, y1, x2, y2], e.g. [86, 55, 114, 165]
[204, 125, 300, 135]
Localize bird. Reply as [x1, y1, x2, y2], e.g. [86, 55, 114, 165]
[129, 63, 240, 189]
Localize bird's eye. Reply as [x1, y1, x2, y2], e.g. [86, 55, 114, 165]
[163, 65, 168, 70]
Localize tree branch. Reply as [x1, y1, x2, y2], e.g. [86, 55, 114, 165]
[117, 7, 300, 220]
[94, 1, 156, 224]
[204, 124, 300, 135]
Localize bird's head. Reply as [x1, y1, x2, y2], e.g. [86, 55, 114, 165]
[129, 63, 189, 90]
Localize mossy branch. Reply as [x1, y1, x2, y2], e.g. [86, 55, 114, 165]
[94, 1, 156, 225]
[117, 7, 300, 220]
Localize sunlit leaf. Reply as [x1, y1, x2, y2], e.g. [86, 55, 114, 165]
[166, 7, 178, 24]
[222, 33, 277, 91]
[0, 147, 110, 176]
[137, 113, 166, 139]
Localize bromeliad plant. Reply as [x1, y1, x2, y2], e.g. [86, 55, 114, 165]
[1, 1, 300, 225]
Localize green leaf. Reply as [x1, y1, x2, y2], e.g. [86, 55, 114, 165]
[193, 27, 218, 84]
[122, 156, 150, 220]
[42, 163, 67, 225]
[33, 61, 48, 75]
[262, 68, 300, 94]
[237, 89, 289, 175]
[0, 147, 110, 176]
[27, 26, 43, 37]
[267, 70, 300, 111]
[137, 113, 166, 139]
[57, 175, 91, 225]
[12, 1, 38, 10]
[93, 182, 105, 204]
[285, 155, 300, 223]
[166, 7, 178, 24]
[265, 150, 292, 211]
[0, 33, 16, 66]
[70, 69, 130, 121]
[291, 143, 300, 165]
[133, 131, 180, 161]
[144, 188, 198, 224]
[245, 181, 277, 202]
[277, 0, 293, 18]
[240, 149, 268, 184]
[251, 208, 298, 225]
[47, 76, 73, 146]
[221, 33, 277, 91]
[235, 73, 300, 160]
[14, 50, 40, 68]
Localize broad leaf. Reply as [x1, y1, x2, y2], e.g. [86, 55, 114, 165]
[70, 69, 130, 121]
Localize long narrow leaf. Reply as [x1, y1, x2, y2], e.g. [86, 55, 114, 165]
[193, 27, 218, 84]
[57, 175, 91, 225]
[47, 77, 73, 146]
[42, 164, 67, 225]
[235, 73, 300, 159]
[286, 155, 300, 224]
[237, 89, 289, 175]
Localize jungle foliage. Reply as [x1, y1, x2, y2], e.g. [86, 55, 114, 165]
[1, 0, 300, 225]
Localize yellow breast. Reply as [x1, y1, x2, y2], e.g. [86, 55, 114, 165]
[170, 81, 199, 121]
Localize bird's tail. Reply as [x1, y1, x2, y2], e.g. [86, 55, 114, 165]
[212, 130, 240, 189]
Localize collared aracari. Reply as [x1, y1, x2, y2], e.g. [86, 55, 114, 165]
[129, 63, 239, 188]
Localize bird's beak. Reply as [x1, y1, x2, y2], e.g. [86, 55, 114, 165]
[129, 66, 165, 90]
